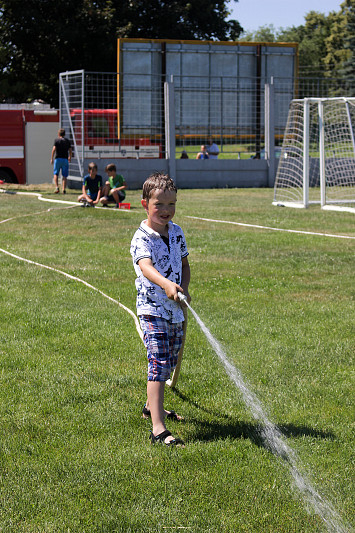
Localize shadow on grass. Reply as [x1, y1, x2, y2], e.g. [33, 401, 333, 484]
[173, 389, 335, 447]
[189, 419, 335, 448]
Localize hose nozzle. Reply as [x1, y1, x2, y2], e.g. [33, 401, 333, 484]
[178, 292, 188, 304]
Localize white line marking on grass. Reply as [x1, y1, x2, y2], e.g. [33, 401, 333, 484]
[0, 247, 143, 342]
[186, 215, 355, 240]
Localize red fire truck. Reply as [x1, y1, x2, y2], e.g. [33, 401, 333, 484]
[0, 103, 59, 184]
[0, 105, 161, 185]
[69, 108, 161, 159]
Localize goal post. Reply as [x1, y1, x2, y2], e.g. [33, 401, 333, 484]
[273, 97, 355, 212]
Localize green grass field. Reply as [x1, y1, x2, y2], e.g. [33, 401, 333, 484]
[0, 185, 354, 532]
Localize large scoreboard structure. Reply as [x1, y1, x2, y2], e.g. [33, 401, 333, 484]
[116, 38, 298, 145]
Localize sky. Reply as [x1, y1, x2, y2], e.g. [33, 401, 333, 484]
[227, 0, 343, 34]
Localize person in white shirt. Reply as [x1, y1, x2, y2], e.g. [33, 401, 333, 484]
[207, 137, 219, 159]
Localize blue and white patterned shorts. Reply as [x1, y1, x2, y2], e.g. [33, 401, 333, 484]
[139, 315, 183, 382]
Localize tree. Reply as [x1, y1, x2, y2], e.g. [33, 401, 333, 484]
[0, 0, 243, 106]
[326, 0, 355, 92]
[241, 24, 278, 43]
[241, 7, 355, 83]
[0, 0, 117, 104]
[239, 3, 355, 95]
[118, 0, 243, 41]
[278, 12, 335, 78]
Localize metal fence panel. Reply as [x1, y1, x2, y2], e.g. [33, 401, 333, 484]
[59, 69, 355, 186]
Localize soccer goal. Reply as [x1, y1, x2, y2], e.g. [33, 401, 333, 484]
[273, 97, 355, 212]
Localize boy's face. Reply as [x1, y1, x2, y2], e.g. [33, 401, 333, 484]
[88, 165, 97, 178]
[141, 189, 176, 232]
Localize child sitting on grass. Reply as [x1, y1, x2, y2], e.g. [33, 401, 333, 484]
[130, 172, 191, 446]
[100, 163, 127, 208]
[77, 162, 102, 206]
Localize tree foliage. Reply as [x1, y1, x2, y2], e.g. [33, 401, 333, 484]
[2, 0, 354, 105]
[242, 13, 335, 77]
[241, 25, 278, 43]
[240, 0, 355, 85]
[0, 0, 243, 105]
[336, 0, 355, 92]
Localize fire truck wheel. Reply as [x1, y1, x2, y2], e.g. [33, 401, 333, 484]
[0, 169, 16, 183]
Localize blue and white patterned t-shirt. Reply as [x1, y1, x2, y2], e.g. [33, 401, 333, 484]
[130, 220, 189, 322]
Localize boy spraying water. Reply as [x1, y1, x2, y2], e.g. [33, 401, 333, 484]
[130, 173, 191, 446]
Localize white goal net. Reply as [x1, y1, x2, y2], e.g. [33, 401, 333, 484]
[273, 97, 355, 212]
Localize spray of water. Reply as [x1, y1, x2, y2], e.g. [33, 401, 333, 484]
[183, 299, 349, 533]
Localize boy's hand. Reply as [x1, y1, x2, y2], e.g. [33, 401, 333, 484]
[163, 280, 184, 302]
[138, 258, 187, 303]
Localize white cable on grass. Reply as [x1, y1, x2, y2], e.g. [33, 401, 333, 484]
[186, 215, 355, 240]
[1, 189, 353, 346]
[0, 188, 79, 205]
[0, 247, 143, 342]
[0, 189, 134, 212]
[0, 191, 143, 340]
[0, 204, 79, 224]
[2, 188, 352, 236]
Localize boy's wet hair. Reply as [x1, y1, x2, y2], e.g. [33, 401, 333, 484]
[142, 172, 177, 201]
[105, 163, 116, 172]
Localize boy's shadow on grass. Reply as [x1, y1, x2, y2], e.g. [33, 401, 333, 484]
[173, 389, 335, 448]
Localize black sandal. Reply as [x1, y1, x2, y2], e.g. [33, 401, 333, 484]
[149, 430, 184, 446]
[142, 404, 151, 419]
[142, 404, 183, 421]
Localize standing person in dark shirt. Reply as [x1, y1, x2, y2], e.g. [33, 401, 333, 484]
[50, 128, 72, 194]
